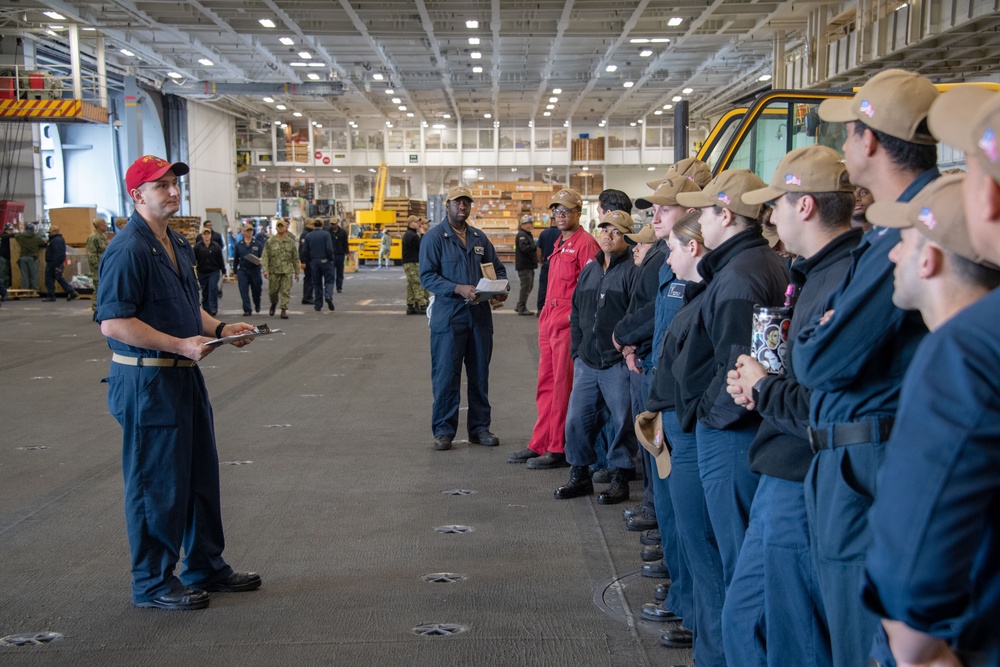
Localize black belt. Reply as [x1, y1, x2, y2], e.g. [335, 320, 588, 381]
[808, 418, 894, 454]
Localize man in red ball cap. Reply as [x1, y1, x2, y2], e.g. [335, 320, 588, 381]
[96, 155, 261, 610]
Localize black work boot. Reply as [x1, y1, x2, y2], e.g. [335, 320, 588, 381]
[554, 466, 593, 500]
[597, 468, 631, 505]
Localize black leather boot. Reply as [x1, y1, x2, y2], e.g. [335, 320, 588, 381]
[554, 466, 593, 499]
[598, 468, 631, 505]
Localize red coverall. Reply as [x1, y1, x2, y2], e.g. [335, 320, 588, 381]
[527, 226, 601, 455]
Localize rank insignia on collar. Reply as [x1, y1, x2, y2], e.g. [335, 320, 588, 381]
[474, 246, 484, 255]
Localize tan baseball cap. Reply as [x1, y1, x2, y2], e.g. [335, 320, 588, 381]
[446, 185, 474, 201]
[243, 224, 254, 232]
[275, 220, 286, 228]
[598, 210, 635, 239]
[646, 157, 713, 189]
[626, 224, 657, 244]
[676, 169, 766, 220]
[818, 69, 938, 145]
[743, 145, 853, 205]
[550, 188, 583, 209]
[866, 174, 993, 266]
[635, 176, 701, 209]
[634, 411, 670, 479]
[929, 87, 1000, 185]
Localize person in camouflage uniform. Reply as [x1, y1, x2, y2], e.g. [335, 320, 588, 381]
[261, 219, 299, 319]
[86, 218, 109, 315]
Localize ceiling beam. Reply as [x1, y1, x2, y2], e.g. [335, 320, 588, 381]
[412, 0, 459, 122]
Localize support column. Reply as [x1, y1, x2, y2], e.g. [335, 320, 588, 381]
[68, 24, 82, 100]
[95, 34, 107, 109]
[123, 76, 143, 169]
[673, 101, 689, 161]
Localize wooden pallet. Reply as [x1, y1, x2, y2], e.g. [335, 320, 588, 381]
[6, 289, 39, 299]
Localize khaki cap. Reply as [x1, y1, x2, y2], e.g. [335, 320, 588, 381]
[550, 188, 583, 209]
[634, 412, 670, 478]
[446, 185, 474, 201]
[818, 69, 938, 145]
[635, 176, 701, 209]
[406, 214, 421, 225]
[626, 224, 657, 244]
[929, 87, 1000, 185]
[743, 145, 853, 205]
[598, 210, 635, 240]
[646, 157, 713, 189]
[676, 169, 766, 220]
[866, 174, 993, 266]
[243, 224, 254, 232]
[275, 220, 287, 227]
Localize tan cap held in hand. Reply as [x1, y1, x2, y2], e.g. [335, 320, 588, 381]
[626, 224, 657, 244]
[818, 69, 938, 145]
[634, 411, 671, 479]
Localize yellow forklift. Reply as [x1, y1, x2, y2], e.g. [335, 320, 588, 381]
[349, 163, 402, 264]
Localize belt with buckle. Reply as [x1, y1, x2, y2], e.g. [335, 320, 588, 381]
[111, 353, 197, 368]
[808, 418, 894, 454]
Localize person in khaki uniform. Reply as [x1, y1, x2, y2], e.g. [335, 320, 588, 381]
[87, 219, 109, 316]
[261, 219, 299, 319]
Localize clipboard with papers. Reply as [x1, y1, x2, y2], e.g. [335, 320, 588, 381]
[203, 323, 283, 347]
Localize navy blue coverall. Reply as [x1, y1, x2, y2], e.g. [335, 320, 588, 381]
[793, 168, 937, 667]
[96, 211, 233, 605]
[301, 226, 335, 310]
[233, 236, 264, 314]
[419, 219, 506, 440]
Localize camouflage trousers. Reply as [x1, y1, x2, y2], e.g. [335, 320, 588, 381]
[403, 262, 429, 307]
[268, 273, 294, 309]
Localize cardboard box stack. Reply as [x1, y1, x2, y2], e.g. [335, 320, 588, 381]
[463, 181, 559, 262]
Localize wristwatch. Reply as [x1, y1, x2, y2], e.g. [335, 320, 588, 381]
[215, 322, 226, 339]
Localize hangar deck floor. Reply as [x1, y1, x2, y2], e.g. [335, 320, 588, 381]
[0, 265, 692, 667]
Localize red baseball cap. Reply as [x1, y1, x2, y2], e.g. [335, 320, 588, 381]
[126, 155, 190, 192]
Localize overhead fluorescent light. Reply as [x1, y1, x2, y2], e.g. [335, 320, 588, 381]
[398, 105, 407, 111]
[469, 37, 480, 45]
[259, 19, 276, 28]
[391, 97, 401, 104]
[549, 96, 558, 103]
[432, 124, 445, 129]
[623, 81, 634, 88]
[484, 113, 492, 118]
[470, 51, 482, 59]
[276, 104, 287, 110]
[682, 87, 693, 94]
[653, 110, 662, 115]
[120, 48, 135, 57]
[316, 124, 322, 128]
[672, 95, 682, 102]
[406, 112, 414, 117]
[663, 104, 673, 110]
[443, 113, 451, 119]
[630, 122, 637, 127]
[473, 66, 483, 73]
[543, 111, 551, 117]
[292, 112, 302, 117]
[385, 88, 395, 94]
[640, 50, 653, 57]
[466, 20, 478, 28]
[650, 38, 670, 43]
[546, 104, 554, 110]
[279, 37, 295, 46]
[552, 88, 562, 94]
[648, 166, 656, 171]
[307, 73, 320, 80]
[668, 17, 683, 26]
[630, 38, 650, 44]
[198, 58, 214, 67]
[605, 65, 617, 72]
[307, 62, 324, 67]
[298, 51, 312, 59]
[758, 74, 773, 82]
[166, 72, 182, 79]
[263, 97, 274, 103]
[372, 73, 383, 80]
[44, 11, 66, 20]
[290, 62, 307, 67]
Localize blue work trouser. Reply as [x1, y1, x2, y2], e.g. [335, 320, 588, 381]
[0, 256, 10, 289]
[45, 263, 74, 297]
[536, 261, 549, 311]
[105, 364, 232, 603]
[429, 300, 493, 439]
[725, 475, 832, 667]
[651, 412, 692, 624]
[310, 259, 334, 308]
[18, 255, 38, 290]
[301, 262, 313, 302]
[630, 369, 655, 511]
[237, 268, 262, 313]
[198, 270, 220, 314]
[663, 411, 726, 667]
[332, 255, 345, 290]
[564, 359, 637, 471]
[805, 439, 884, 667]
[695, 423, 760, 587]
